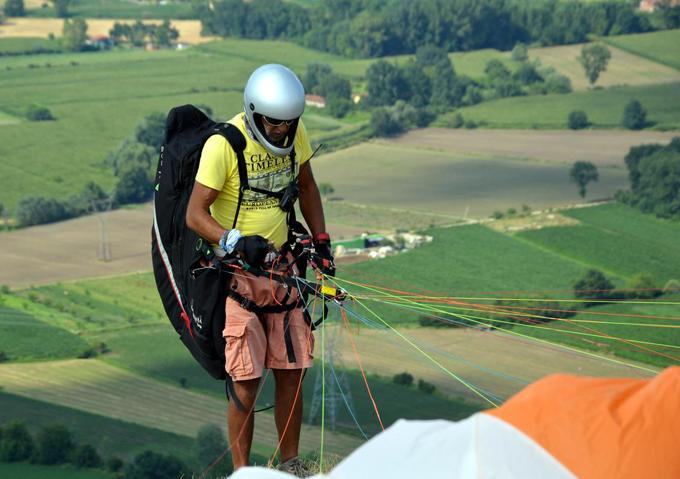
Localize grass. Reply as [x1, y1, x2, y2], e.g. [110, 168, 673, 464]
[529, 43, 680, 91]
[603, 29, 680, 71]
[25, 0, 195, 19]
[314, 141, 629, 218]
[0, 37, 64, 55]
[0, 40, 368, 212]
[0, 298, 90, 361]
[446, 82, 680, 130]
[0, 463, 112, 479]
[0, 391, 197, 465]
[517, 203, 680, 283]
[512, 297, 680, 369]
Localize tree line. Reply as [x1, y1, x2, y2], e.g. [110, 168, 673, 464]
[194, 0, 662, 58]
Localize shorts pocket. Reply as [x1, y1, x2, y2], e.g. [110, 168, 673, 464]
[224, 323, 253, 378]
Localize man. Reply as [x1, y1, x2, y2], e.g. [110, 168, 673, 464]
[186, 64, 333, 476]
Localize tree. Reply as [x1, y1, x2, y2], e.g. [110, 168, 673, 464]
[318, 183, 335, 197]
[108, 140, 156, 178]
[371, 107, 403, 137]
[511, 42, 528, 62]
[0, 421, 34, 462]
[124, 450, 188, 479]
[579, 43, 611, 88]
[365, 60, 409, 107]
[418, 379, 436, 394]
[62, 18, 88, 52]
[569, 161, 598, 198]
[195, 425, 230, 476]
[34, 424, 74, 465]
[573, 269, 615, 304]
[26, 105, 55, 121]
[3, 0, 25, 17]
[625, 273, 660, 299]
[114, 166, 153, 205]
[73, 444, 103, 468]
[302, 62, 332, 93]
[52, 0, 71, 17]
[393, 372, 413, 386]
[135, 112, 166, 150]
[16, 196, 72, 226]
[152, 19, 179, 48]
[622, 99, 647, 130]
[567, 111, 589, 130]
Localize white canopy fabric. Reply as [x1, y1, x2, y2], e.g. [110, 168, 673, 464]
[229, 415, 573, 479]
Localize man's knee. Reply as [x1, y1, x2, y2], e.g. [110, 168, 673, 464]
[231, 377, 261, 408]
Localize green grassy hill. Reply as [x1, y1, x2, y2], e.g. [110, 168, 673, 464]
[444, 82, 680, 129]
[603, 29, 680, 70]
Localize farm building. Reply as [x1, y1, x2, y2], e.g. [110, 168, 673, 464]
[639, 0, 679, 11]
[305, 94, 326, 108]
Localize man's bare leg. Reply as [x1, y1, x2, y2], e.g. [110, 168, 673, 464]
[228, 377, 261, 469]
[273, 368, 305, 462]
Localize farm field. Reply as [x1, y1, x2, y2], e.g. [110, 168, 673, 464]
[528, 43, 680, 91]
[313, 141, 629, 217]
[0, 358, 363, 457]
[603, 29, 680, 71]
[0, 463, 112, 479]
[0, 18, 212, 43]
[386, 128, 679, 167]
[0, 391, 197, 463]
[448, 82, 680, 129]
[517, 203, 680, 283]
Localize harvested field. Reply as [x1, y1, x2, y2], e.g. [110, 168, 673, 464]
[0, 204, 366, 289]
[387, 128, 679, 167]
[529, 43, 680, 91]
[0, 18, 216, 44]
[329, 323, 654, 402]
[0, 358, 362, 456]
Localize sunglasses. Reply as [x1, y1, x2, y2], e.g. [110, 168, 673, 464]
[262, 116, 295, 127]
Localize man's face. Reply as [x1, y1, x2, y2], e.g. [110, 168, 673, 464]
[262, 116, 293, 145]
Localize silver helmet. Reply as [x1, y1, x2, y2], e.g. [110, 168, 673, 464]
[243, 64, 305, 157]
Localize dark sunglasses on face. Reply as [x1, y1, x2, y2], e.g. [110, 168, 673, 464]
[262, 116, 295, 127]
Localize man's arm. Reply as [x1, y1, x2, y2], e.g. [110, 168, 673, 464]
[186, 181, 225, 244]
[298, 162, 326, 237]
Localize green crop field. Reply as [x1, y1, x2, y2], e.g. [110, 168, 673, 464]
[0, 40, 369, 212]
[0, 391, 196, 464]
[0, 299, 90, 361]
[24, 0, 195, 19]
[529, 43, 680, 91]
[447, 82, 680, 129]
[604, 29, 680, 71]
[0, 37, 63, 55]
[314, 141, 629, 218]
[512, 297, 680, 369]
[517, 203, 680, 283]
[0, 463, 112, 479]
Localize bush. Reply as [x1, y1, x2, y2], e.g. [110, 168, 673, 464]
[417, 379, 436, 394]
[568, 110, 589, 130]
[34, 424, 74, 465]
[0, 421, 34, 462]
[106, 456, 124, 473]
[114, 166, 154, 205]
[625, 273, 660, 299]
[371, 108, 404, 137]
[573, 269, 616, 305]
[393, 372, 414, 386]
[0, 351, 8, 362]
[16, 196, 72, 227]
[124, 450, 188, 479]
[544, 73, 572, 93]
[511, 42, 528, 62]
[73, 444, 103, 468]
[449, 113, 464, 129]
[622, 99, 647, 130]
[195, 424, 230, 476]
[26, 105, 55, 121]
[663, 279, 680, 295]
[134, 112, 166, 150]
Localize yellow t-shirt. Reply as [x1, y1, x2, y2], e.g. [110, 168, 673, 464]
[195, 112, 313, 248]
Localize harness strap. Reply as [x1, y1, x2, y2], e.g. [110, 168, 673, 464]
[282, 311, 297, 364]
[227, 289, 297, 314]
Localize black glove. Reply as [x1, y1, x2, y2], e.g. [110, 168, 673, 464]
[312, 237, 335, 277]
[234, 235, 270, 268]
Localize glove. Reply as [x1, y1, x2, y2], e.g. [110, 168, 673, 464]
[233, 235, 270, 268]
[312, 233, 335, 277]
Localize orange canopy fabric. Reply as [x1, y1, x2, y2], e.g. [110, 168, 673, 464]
[487, 367, 680, 479]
